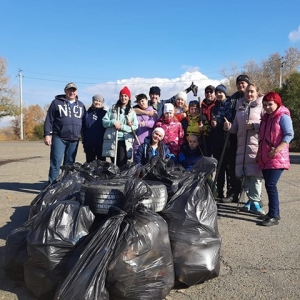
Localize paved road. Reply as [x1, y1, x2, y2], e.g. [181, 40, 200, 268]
[0, 142, 299, 300]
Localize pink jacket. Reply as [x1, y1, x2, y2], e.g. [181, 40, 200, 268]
[257, 106, 291, 170]
[228, 97, 264, 177]
[154, 116, 185, 156]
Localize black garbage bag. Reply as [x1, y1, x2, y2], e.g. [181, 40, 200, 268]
[24, 200, 95, 300]
[160, 157, 221, 286]
[138, 156, 190, 197]
[4, 217, 34, 280]
[105, 179, 175, 300]
[54, 209, 126, 300]
[81, 160, 121, 180]
[56, 179, 174, 300]
[29, 166, 84, 219]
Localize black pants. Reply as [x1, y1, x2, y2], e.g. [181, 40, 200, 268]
[213, 147, 230, 198]
[110, 140, 127, 168]
[84, 145, 105, 163]
[227, 134, 242, 197]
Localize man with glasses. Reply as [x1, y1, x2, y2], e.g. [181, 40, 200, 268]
[44, 82, 86, 184]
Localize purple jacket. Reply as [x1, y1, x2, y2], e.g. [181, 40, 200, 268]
[133, 106, 158, 152]
[257, 106, 291, 170]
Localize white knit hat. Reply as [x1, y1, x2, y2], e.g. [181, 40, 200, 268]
[152, 127, 165, 138]
[176, 91, 187, 102]
[164, 103, 174, 113]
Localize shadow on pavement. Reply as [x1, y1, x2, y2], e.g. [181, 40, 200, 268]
[0, 181, 47, 195]
[217, 203, 261, 224]
[0, 206, 30, 240]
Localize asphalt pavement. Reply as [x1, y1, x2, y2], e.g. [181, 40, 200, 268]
[0, 142, 299, 300]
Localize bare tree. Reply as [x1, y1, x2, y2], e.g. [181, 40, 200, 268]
[0, 57, 18, 120]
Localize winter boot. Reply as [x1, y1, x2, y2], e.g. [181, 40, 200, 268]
[250, 201, 265, 216]
[240, 200, 251, 212]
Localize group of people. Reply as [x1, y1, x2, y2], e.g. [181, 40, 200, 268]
[44, 76, 294, 227]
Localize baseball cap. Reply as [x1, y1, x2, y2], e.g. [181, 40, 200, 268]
[64, 82, 77, 90]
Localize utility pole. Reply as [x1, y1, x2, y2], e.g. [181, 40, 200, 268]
[279, 57, 285, 88]
[18, 69, 24, 140]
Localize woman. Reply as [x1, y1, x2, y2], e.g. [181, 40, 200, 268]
[133, 93, 158, 156]
[82, 94, 107, 163]
[154, 103, 185, 157]
[224, 83, 265, 215]
[134, 127, 170, 165]
[102, 86, 138, 167]
[256, 92, 294, 226]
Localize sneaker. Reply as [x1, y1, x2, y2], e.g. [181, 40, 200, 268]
[221, 195, 234, 203]
[250, 201, 265, 216]
[261, 216, 279, 226]
[240, 200, 251, 212]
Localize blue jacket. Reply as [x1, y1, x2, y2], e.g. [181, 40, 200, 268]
[134, 137, 171, 165]
[177, 144, 202, 170]
[210, 97, 235, 148]
[44, 94, 86, 141]
[82, 106, 107, 146]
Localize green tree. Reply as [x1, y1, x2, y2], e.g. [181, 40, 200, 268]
[0, 57, 18, 119]
[33, 124, 44, 140]
[279, 72, 300, 151]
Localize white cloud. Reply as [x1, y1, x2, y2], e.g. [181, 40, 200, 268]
[288, 25, 300, 42]
[0, 116, 15, 128]
[83, 71, 222, 110]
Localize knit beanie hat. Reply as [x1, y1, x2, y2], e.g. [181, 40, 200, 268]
[149, 86, 161, 96]
[164, 103, 174, 113]
[215, 84, 227, 95]
[120, 86, 131, 98]
[152, 127, 165, 138]
[176, 91, 187, 102]
[236, 74, 250, 85]
[92, 94, 104, 103]
[262, 92, 282, 106]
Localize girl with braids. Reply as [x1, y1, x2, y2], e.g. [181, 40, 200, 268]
[134, 127, 171, 165]
[102, 86, 138, 167]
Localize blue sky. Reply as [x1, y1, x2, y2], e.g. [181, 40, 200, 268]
[1, 0, 300, 126]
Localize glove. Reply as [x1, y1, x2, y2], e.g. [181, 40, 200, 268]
[167, 153, 175, 160]
[178, 152, 185, 162]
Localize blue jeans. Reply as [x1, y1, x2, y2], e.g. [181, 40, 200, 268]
[262, 169, 284, 218]
[48, 136, 79, 183]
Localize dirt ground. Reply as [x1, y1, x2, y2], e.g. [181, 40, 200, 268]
[0, 141, 300, 300]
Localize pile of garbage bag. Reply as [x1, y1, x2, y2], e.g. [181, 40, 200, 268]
[4, 156, 222, 300]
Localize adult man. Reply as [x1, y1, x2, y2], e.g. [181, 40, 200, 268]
[44, 82, 86, 184]
[222, 74, 250, 203]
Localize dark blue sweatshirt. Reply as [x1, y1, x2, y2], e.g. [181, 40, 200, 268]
[44, 94, 86, 141]
[82, 106, 107, 146]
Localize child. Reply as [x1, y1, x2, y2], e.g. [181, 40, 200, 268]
[173, 92, 189, 122]
[181, 100, 202, 139]
[134, 127, 171, 165]
[177, 134, 202, 170]
[154, 103, 185, 157]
